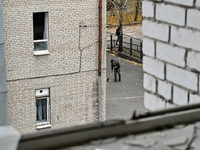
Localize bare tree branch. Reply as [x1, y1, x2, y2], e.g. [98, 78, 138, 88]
[108, 0, 120, 10]
[122, 0, 128, 9]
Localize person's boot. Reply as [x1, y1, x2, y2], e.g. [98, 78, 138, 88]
[118, 74, 121, 82]
[114, 73, 117, 82]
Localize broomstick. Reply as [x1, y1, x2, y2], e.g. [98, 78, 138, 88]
[107, 71, 113, 82]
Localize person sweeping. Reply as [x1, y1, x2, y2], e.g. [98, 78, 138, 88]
[111, 59, 121, 82]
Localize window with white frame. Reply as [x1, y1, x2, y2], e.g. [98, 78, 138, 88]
[36, 89, 50, 126]
[33, 12, 49, 55]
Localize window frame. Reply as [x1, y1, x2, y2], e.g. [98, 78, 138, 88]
[36, 97, 50, 126]
[35, 88, 51, 128]
[33, 12, 49, 56]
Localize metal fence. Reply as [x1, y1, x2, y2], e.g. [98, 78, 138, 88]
[107, 33, 143, 61]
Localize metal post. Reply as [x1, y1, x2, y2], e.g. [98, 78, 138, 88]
[140, 41, 143, 61]
[0, 0, 8, 125]
[110, 34, 113, 52]
[130, 38, 132, 56]
[118, 1, 123, 52]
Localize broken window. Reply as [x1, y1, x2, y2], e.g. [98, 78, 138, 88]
[33, 12, 48, 53]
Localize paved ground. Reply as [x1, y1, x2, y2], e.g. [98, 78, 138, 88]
[106, 52, 146, 120]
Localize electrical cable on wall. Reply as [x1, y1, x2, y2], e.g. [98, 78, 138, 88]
[78, 21, 106, 72]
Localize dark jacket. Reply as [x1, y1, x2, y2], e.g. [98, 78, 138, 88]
[116, 28, 120, 36]
[111, 60, 120, 70]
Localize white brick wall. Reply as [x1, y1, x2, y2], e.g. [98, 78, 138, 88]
[143, 73, 156, 93]
[187, 51, 200, 72]
[143, 56, 165, 80]
[199, 75, 200, 93]
[143, 0, 200, 110]
[156, 4, 185, 26]
[165, 102, 175, 109]
[156, 42, 185, 67]
[196, 0, 200, 7]
[166, 64, 197, 91]
[171, 26, 200, 52]
[187, 9, 200, 30]
[142, 1, 154, 18]
[173, 86, 188, 106]
[144, 92, 165, 110]
[157, 80, 172, 100]
[143, 38, 155, 57]
[189, 93, 200, 104]
[143, 20, 169, 42]
[163, 0, 194, 6]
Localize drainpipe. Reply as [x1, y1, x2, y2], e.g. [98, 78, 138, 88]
[0, 0, 8, 125]
[98, 0, 102, 121]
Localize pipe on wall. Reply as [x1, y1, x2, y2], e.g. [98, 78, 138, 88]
[98, 0, 102, 121]
[0, 0, 8, 125]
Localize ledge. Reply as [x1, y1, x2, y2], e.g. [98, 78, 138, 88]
[36, 124, 51, 130]
[34, 50, 49, 56]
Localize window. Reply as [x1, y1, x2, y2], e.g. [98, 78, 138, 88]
[36, 89, 50, 128]
[33, 12, 49, 55]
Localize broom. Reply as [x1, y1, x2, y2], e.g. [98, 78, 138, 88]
[107, 71, 113, 82]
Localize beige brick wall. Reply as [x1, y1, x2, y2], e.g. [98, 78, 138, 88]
[7, 71, 106, 133]
[3, 0, 106, 134]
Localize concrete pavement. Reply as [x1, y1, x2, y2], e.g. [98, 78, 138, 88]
[106, 52, 146, 120]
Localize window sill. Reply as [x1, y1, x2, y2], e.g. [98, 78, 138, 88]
[34, 50, 49, 56]
[36, 124, 51, 130]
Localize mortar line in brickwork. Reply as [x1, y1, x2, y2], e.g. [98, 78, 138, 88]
[161, 1, 195, 8]
[198, 75, 199, 94]
[154, 40, 156, 58]
[194, 0, 196, 6]
[185, 9, 187, 27]
[168, 26, 171, 43]
[184, 50, 188, 68]
[6, 69, 106, 82]
[187, 92, 190, 104]
[153, 1, 156, 21]
[155, 79, 158, 93]
[164, 63, 166, 80]
[171, 85, 174, 103]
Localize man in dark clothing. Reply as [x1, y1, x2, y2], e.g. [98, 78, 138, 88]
[111, 59, 121, 82]
[115, 26, 120, 45]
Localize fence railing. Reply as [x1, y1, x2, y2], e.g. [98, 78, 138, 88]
[107, 33, 143, 61]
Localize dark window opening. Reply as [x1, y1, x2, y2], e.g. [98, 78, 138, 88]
[33, 12, 48, 51]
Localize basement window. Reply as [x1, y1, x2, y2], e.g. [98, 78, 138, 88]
[33, 12, 49, 55]
[36, 88, 51, 128]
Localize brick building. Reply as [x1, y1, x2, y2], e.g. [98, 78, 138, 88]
[0, 0, 106, 134]
[142, 0, 200, 110]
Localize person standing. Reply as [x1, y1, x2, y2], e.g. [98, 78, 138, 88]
[111, 59, 121, 82]
[115, 26, 120, 45]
